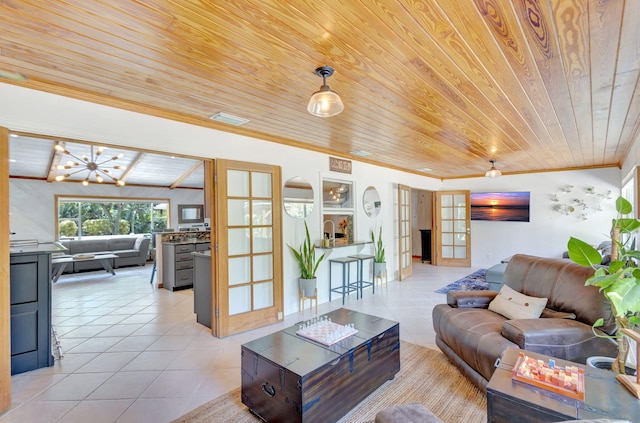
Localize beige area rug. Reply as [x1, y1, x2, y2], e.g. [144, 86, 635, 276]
[173, 342, 486, 423]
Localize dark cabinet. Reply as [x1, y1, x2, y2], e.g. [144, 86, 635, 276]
[419, 229, 432, 263]
[162, 242, 210, 291]
[10, 252, 54, 374]
[192, 251, 212, 328]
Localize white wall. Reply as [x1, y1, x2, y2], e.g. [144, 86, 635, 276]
[0, 83, 443, 316]
[9, 178, 203, 241]
[2, 84, 626, 314]
[442, 168, 621, 267]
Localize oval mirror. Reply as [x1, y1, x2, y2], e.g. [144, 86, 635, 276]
[363, 186, 381, 217]
[283, 177, 314, 219]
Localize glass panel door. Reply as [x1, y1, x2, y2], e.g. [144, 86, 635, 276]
[434, 190, 471, 267]
[215, 160, 282, 337]
[398, 184, 412, 280]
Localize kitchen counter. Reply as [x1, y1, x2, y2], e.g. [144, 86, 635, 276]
[316, 241, 371, 249]
[10, 241, 68, 256]
[162, 239, 211, 245]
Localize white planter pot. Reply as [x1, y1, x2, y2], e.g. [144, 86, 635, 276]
[298, 277, 317, 297]
[373, 262, 386, 277]
[587, 356, 636, 375]
[586, 356, 615, 370]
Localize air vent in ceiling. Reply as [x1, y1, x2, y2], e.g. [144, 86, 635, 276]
[350, 150, 371, 157]
[209, 112, 250, 126]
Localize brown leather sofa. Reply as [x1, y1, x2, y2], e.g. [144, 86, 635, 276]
[432, 254, 618, 392]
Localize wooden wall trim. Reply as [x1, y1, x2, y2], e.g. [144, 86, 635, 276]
[0, 126, 11, 412]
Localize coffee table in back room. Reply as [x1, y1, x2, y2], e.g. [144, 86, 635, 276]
[241, 308, 400, 423]
[50, 253, 118, 283]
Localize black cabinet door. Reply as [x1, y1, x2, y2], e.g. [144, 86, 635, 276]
[10, 253, 53, 374]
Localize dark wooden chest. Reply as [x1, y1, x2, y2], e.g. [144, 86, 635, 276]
[241, 308, 400, 423]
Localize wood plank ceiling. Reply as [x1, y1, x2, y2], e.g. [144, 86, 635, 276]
[0, 0, 639, 179]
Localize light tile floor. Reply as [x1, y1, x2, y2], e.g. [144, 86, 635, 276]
[1, 260, 478, 423]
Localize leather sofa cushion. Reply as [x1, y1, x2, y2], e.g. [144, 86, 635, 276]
[540, 308, 575, 319]
[68, 240, 110, 254]
[108, 237, 136, 250]
[432, 304, 517, 381]
[503, 254, 615, 335]
[501, 318, 614, 362]
[115, 249, 139, 258]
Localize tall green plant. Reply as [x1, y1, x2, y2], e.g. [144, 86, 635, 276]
[288, 221, 325, 279]
[371, 227, 385, 263]
[567, 196, 640, 374]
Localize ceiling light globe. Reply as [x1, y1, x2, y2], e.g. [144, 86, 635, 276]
[485, 168, 502, 178]
[82, 179, 89, 186]
[485, 160, 502, 178]
[307, 88, 344, 117]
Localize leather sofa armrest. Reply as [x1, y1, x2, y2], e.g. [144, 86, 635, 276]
[501, 319, 603, 349]
[446, 290, 498, 308]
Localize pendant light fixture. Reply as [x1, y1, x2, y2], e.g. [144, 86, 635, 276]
[307, 66, 344, 117]
[485, 160, 502, 178]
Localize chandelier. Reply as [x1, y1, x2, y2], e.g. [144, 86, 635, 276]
[54, 144, 127, 186]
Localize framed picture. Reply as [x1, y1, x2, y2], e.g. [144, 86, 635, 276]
[470, 192, 530, 222]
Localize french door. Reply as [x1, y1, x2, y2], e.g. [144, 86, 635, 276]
[214, 159, 283, 337]
[398, 184, 412, 280]
[434, 190, 471, 266]
[0, 127, 10, 412]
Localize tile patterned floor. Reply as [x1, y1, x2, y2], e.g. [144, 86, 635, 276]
[1, 260, 478, 423]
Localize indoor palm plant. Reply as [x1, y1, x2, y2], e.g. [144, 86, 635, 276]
[288, 221, 325, 296]
[371, 226, 386, 277]
[567, 196, 640, 374]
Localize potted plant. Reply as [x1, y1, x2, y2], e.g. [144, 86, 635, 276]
[371, 226, 386, 277]
[567, 196, 640, 375]
[288, 221, 326, 298]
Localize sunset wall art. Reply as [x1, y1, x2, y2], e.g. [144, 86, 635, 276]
[470, 192, 530, 222]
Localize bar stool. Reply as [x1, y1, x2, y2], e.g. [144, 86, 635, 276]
[348, 254, 375, 297]
[149, 257, 156, 284]
[329, 257, 359, 304]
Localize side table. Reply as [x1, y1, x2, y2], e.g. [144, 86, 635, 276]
[487, 347, 640, 422]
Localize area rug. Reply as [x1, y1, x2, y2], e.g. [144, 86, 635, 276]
[435, 269, 487, 294]
[172, 342, 486, 423]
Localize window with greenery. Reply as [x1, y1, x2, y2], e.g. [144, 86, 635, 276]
[57, 198, 169, 239]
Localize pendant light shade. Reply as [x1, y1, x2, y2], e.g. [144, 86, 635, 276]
[307, 66, 344, 117]
[485, 160, 502, 178]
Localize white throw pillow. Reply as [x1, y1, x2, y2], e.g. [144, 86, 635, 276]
[488, 284, 548, 320]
